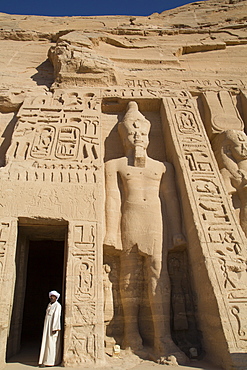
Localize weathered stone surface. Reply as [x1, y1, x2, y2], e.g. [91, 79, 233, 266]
[0, 1, 247, 369]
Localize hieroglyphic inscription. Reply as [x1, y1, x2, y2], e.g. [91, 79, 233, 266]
[100, 78, 247, 101]
[102, 87, 173, 99]
[124, 78, 246, 91]
[6, 92, 101, 183]
[55, 127, 80, 159]
[229, 292, 247, 342]
[0, 222, 10, 280]
[65, 222, 103, 365]
[162, 91, 247, 346]
[73, 223, 96, 302]
[31, 126, 56, 158]
[66, 328, 97, 365]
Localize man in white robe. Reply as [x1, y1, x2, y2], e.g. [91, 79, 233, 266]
[39, 290, 62, 367]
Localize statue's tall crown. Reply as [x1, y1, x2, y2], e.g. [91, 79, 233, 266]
[119, 101, 150, 131]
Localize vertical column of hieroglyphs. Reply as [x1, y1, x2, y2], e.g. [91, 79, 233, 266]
[162, 92, 247, 367]
[64, 221, 104, 366]
[0, 219, 17, 368]
[56, 90, 104, 366]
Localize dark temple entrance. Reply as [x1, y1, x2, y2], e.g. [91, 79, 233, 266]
[7, 219, 67, 364]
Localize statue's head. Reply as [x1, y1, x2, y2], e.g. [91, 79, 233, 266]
[212, 129, 247, 166]
[118, 101, 151, 152]
[224, 130, 247, 161]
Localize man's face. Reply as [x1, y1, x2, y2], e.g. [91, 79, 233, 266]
[50, 295, 57, 303]
[124, 119, 150, 150]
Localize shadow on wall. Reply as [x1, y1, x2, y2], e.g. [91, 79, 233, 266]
[104, 116, 125, 163]
[31, 59, 54, 88]
[0, 114, 18, 167]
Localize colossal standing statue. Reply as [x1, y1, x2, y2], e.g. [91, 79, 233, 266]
[104, 101, 186, 364]
[212, 129, 247, 237]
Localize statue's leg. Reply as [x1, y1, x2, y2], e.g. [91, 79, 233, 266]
[145, 253, 167, 352]
[120, 248, 143, 351]
[145, 253, 187, 364]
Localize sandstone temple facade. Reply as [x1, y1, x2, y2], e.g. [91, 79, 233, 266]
[0, 0, 247, 369]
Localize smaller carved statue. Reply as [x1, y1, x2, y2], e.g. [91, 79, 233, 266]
[212, 129, 247, 237]
[103, 264, 116, 352]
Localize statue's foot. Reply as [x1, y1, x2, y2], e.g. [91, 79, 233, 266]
[158, 355, 178, 366]
[122, 333, 143, 352]
[153, 338, 187, 365]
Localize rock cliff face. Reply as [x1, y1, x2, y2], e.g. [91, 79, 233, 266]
[0, 1, 247, 370]
[0, 0, 246, 102]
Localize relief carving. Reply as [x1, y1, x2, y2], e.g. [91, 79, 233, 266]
[168, 251, 202, 358]
[74, 260, 94, 300]
[64, 221, 103, 366]
[231, 306, 246, 338]
[230, 302, 247, 342]
[103, 264, 116, 352]
[0, 222, 10, 281]
[176, 111, 199, 134]
[4, 94, 101, 183]
[162, 92, 247, 360]
[73, 303, 96, 325]
[30, 126, 55, 158]
[55, 127, 80, 159]
[202, 91, 244, 139]
[66, 328, 96, 365]
[1, 4, 247, 369]
[124, 79, 246, 92]
[212, 130, 247, 237]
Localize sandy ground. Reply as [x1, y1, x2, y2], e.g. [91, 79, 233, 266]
[5, 341, 223, 370]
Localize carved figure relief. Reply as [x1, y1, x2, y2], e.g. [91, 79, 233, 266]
[104, 101, 187, 364]
[168, 251, 202, 358]
[102, 264, 116, 352]
[103, 264, 114, 323]
[202, 91, 244, 139]
[212, 129, 247, 237]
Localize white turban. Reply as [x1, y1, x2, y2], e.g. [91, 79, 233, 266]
[49, 290, 60, 300]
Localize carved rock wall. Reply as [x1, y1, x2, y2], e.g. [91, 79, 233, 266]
[0, 0, 247, 369]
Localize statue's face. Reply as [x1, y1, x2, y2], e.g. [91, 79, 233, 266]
[123, 118, 150, 150]
[230, 133, 247, 160]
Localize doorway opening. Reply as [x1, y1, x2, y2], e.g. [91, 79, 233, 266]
[7, 219, 67, 365]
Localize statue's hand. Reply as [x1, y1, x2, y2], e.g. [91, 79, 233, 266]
[170, 234, 187, 252]
[231, 170, 244, 189]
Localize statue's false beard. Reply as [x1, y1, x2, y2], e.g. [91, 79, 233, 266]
[134, 145, 146, 167]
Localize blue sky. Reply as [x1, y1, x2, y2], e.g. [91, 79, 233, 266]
[0, 0, 205, 17]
